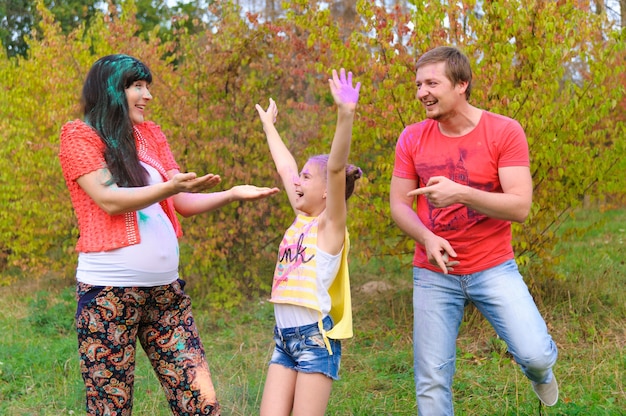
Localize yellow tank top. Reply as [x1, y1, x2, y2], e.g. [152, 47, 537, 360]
[270, 215, 353, 352]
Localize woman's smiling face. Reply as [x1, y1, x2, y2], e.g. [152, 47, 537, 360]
[125, 80, 152, 125]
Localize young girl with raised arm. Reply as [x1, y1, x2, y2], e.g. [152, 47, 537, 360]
[255, 68, 362, 416]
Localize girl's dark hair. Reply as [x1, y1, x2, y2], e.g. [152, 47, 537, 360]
[308, 154, 363, 200]
[81, 54, 153, 187]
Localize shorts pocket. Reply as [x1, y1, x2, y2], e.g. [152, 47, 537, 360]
[304, 333, 326, 349]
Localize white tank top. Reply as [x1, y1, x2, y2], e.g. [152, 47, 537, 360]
[76, 163, 179, 287]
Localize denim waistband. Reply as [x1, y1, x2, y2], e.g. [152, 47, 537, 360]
[274, 315, 333, 341]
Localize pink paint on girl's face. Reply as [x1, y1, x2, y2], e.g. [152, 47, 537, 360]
[293, 161, 326, 216]
[125, 80, 152, 125]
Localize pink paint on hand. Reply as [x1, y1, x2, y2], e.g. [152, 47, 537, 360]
[333, 68, 361, 104]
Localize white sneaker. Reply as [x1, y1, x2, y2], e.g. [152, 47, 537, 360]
[532, 375, 559, 406]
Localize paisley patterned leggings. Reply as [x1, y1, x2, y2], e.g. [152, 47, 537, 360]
[75, 280, 220, 416]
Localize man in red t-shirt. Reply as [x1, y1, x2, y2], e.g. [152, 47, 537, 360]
[390, 46, 559, 415]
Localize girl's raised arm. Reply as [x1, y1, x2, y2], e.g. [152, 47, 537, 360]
[321, 69, 361, 254]
[256, 98, 300, 213]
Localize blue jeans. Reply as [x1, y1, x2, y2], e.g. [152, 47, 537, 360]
[413, 260, 558, 416]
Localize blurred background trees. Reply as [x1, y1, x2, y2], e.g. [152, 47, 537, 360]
[0, 0, 624, 307]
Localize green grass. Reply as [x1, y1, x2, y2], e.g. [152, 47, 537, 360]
[0, 208, 624, 415]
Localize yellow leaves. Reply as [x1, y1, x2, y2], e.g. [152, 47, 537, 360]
[0, 0, 624, 306]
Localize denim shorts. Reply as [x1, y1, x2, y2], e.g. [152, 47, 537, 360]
[269, 315, 342, 380]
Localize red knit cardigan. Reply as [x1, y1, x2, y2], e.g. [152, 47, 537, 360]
[58, 119, 183, 253]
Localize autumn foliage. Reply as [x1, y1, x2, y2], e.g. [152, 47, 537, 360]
[0, 0, 624, 307]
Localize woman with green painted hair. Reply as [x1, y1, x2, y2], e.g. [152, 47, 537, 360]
[59, 54, 279, 415]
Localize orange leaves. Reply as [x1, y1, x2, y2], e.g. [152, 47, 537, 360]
[0, 1, 624, 307]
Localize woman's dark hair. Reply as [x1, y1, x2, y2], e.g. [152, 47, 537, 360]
[81, 54, 153, 187]
[308, 154, 363, 200]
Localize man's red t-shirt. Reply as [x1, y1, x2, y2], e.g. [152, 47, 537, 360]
[393, 111, 529, 274]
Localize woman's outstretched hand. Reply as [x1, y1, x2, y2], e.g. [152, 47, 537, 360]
[329, 68, 361, 110]
[230, 184, 280, 201]
[170, 172, 222, 193]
